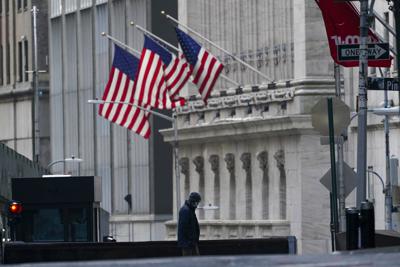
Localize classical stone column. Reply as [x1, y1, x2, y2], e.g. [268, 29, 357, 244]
[257, 151, 269, 219]
[274, 150, 286, 220]
[224, 153, 235, 220]
[179, 157, 190, 202]
[209, 154, 220, 219]
[193, 155, 204, 219]
[293, 0, 333, 80]
[241, 152, 252, 220]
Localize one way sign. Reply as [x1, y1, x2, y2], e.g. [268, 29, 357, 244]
[337, 43, 390, 61]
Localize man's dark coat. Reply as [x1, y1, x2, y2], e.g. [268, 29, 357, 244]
[178, 201, 200, 248]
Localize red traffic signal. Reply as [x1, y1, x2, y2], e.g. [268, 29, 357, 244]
[8, 201, 23, 215]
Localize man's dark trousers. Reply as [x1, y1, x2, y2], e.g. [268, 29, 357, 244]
[182, 245, 200, 256]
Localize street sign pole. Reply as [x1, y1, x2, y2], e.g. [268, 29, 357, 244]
[356, 0, 369, 208]
[384, 87, 393, 230]
[334, 63, 346, 232]
[394, 1, 400, 116]
[383, 16, 393, 231]
[328, 98, 339, 246]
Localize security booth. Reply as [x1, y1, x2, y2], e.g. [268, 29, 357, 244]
[11, 176, 108, 242]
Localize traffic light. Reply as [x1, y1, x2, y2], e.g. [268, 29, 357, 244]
[7, 200, 23, 225]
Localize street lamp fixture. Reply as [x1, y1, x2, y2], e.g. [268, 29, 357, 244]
[369, 106, 400, 116]
[47, 155, 84, 173]
[367, 167, 386, 194]
[198, 203, 219, 210]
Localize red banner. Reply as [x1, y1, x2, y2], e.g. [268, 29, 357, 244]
[315, 0, 392, 68]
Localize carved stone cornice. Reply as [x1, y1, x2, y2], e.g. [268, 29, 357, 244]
[209, 155, 219, 174]
[193, 156, 204, 174]
[177, 88, 295, 114]
[224, 153, 235, 174]
[161, 115, 314, 144]
[173, 78, 336, 115]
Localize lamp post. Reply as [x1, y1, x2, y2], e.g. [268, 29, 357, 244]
[87, 99, 182, 217]
[32, 5, 40, 163]
[47, 155, 84, 174]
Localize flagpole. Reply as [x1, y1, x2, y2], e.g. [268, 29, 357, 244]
[173, 112, 181, 219]
[161, 11, 273, 83]
[88, 99, 181, 217]
[88, 99, 173, 121]
[101, 32, 141, 57]
[129, 22, 241, 88]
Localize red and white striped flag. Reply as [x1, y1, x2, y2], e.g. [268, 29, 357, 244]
[134, 36, 190, 109]
[175, 27, 224, 104]
[99, 45, 151, 139]
[165, 53, 192, 99]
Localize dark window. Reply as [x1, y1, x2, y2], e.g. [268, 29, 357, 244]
[5, 0, 8, 14]
[17, 0, 21, 11]
[31, 209, 65, 241]
[23, 0, 26, 9]
[18, 208, 90, 242]
[24, 40, 28, 80]
[18, 41, 22, 82]
[6, 42, 9, 84]
[0, 0, 3, 14]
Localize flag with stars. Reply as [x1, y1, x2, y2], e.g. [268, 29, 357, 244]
[175, 27, 224, 104]
[99, 44, 151, 139]
[134, 35, 190, 109]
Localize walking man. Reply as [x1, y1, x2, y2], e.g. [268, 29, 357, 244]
[178, 192, 201, 256]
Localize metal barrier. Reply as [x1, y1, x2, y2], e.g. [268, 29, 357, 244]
[3, 237, 296, 264]
[344, 201, 376, 251]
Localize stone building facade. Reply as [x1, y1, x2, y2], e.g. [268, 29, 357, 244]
[162, 0, 400, 254]
[47, 0, 399, 254]
[0, 0, 50, 167]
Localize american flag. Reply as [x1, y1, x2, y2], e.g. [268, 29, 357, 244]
[134, 35, 191, 109]
[99, 45, 151, 139]
[175, 27, 224, 104]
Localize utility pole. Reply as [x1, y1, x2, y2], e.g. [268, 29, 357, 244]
[356, 0, 369, 207]
[386, 0, 400, 231]
[334, 63, 346, 232]
[394, 1, 400, 91]
[383, 9, 392, 230]
[32, 6, 40, 163]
